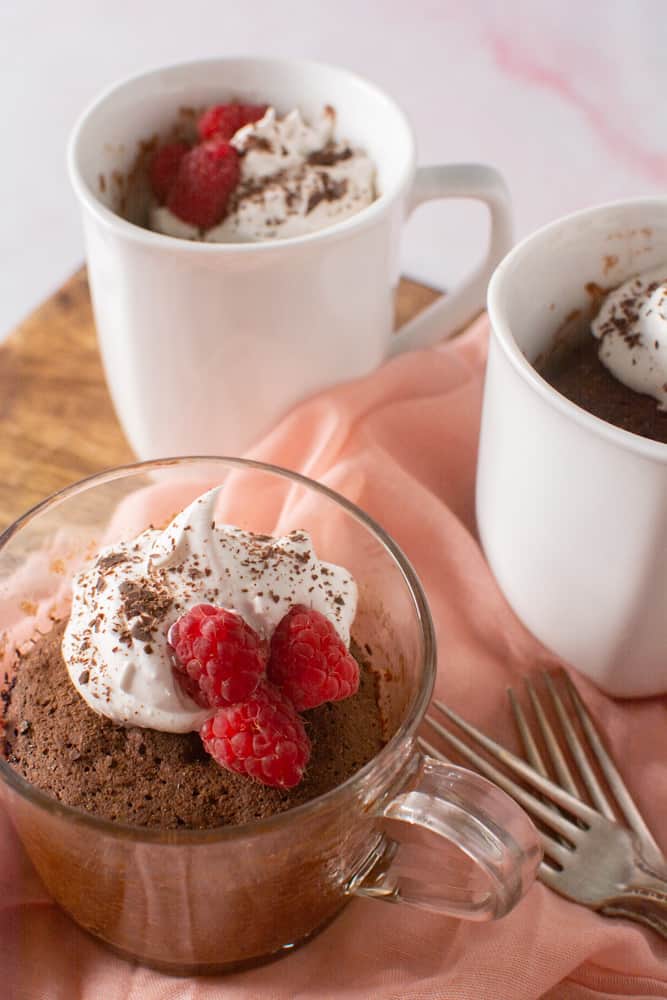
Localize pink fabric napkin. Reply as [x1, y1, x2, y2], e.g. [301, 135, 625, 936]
[4, 317, 667, 999]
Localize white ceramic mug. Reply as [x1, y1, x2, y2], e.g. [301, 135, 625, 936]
[478, 197, 667, 698]
[68, 57, 512, 460]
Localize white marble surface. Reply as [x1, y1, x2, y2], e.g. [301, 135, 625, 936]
[1, 0, 665, 339]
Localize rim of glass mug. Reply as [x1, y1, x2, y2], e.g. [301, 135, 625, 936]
[0, 456, 437, 844]
[487, 195, 667, 464]
[67, 56, 416, 255]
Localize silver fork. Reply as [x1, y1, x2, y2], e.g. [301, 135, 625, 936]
[421, 670, 667, 938]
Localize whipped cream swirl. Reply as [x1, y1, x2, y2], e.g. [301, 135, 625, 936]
[62, 489, 357, 733]
[150, 105, 376, 243]
[592, 266, 667, 410]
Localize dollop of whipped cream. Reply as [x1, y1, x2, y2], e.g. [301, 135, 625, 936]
[62, 489, 357, 733]
[150, 105, 376, 243]
[592, 265, 667, 410]
[233, 105, 335, 179]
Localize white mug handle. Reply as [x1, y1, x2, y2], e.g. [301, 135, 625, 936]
[388, 163, 513, 357]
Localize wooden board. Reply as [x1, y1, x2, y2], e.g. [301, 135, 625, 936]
[0, 268, 440, 530]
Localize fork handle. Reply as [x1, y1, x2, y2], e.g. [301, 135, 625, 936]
[601, 904, 667, 940]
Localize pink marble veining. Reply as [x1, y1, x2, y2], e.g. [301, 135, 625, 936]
[3, 0, 667, 337]
[489, 31, 667, 184]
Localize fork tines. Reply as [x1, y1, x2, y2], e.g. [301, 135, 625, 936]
[420, 670, 661, 863]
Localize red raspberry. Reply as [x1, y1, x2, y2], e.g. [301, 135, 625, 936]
[238, 104, 269, 126]
[198, 102, 268, 142]
[149, 141, 188, 203]
[268, 605, 360, 711]
[200, 682, 311, 788]
[168, 604, 265, 707]
[166, 140, 240, 229]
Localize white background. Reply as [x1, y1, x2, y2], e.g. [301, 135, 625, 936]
[1, 0, 665, 339]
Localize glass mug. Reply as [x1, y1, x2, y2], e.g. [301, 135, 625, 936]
[0, 459, 540, 974]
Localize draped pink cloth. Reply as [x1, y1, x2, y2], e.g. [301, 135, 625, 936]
[4, 318, 666, 999]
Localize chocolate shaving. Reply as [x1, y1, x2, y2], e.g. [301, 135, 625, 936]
[119, 579, 173, 624]
[130, 622, 153, 643]
[306, 174, 348, 214]
[306, 190, 325, 214]
[1, 674, 17, 717]
[96, 552, 128, 572]
[307, 144, 353, 166]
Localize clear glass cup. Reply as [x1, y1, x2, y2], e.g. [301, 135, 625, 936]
[0, 458, 541, 974]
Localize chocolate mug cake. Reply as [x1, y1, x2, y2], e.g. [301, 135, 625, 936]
[125, 99, 376, 243]
[3, 488, 386, 828]
[0, 460, 539, 975]
[539, 267, 667, 444]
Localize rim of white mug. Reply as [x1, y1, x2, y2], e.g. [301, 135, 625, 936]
[67, 55, 416, 254]
[488, 195, 667, 463]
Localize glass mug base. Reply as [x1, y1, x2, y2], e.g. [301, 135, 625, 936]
[74, 892, 350, 977]
[0, 459, 541, 972]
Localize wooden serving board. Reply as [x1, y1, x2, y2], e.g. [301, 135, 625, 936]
[0, 269, 440, 530]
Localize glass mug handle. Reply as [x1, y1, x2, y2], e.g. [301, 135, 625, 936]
[349, 754, 542, 920]
[388, 163, 514, 357]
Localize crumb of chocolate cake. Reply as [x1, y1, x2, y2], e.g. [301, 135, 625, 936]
[2, 621, 386, 830]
